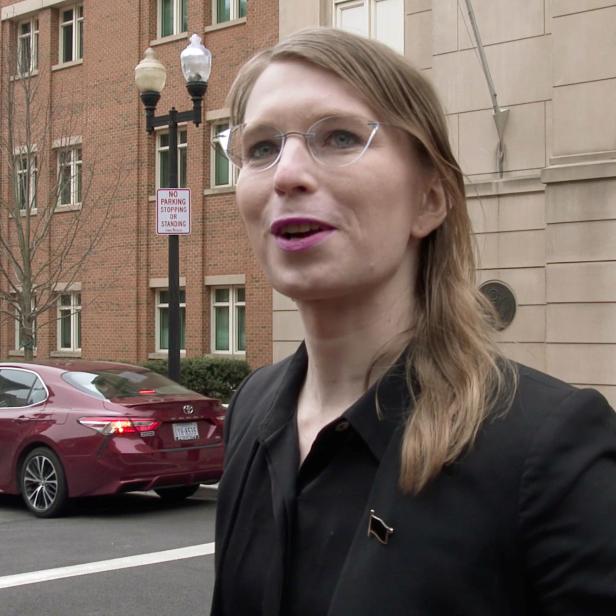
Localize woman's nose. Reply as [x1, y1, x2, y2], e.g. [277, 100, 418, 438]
[272, 136, 318, 196]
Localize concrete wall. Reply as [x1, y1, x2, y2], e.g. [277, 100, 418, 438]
[271, 0, 616, 406]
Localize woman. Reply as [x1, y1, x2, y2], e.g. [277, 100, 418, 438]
[211, 28, 616, 616]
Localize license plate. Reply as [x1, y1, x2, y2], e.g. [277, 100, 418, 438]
[172, 422, 199, 441]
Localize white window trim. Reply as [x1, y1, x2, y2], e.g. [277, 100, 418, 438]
[15, 152, 37, 213]
[333, 0, 405, 55]
[56, 145, 82, 207]
[17, 16, 38, 76]
[156, 127, 188, 190]
[14, 301, 37, 353]
[58, 4, 83, 65]
[210, 120, 237, 188]
[210, 285, 246, 356]
[212, 0, 246, 25]
[57, 291, 81, 352]
[155, 288, 186, 353]
[158, 0, 187, 38]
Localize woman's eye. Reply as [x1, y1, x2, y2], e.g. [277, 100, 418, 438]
[323, 130, 361, 149]
[246, 140, 279, 161]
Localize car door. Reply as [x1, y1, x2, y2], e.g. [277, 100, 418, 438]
[0, 368, 48, 491]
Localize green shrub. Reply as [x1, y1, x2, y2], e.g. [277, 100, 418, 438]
[142, 356, 251, 403]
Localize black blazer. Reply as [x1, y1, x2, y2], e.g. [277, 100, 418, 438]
[211, 347, 616, 615]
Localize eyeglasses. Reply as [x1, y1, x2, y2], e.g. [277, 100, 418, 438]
[217, 115, 382, 173]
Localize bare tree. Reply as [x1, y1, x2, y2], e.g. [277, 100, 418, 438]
[0, 51, 121, 360]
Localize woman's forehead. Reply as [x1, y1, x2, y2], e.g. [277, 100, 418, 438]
[243, 59, 377, 125]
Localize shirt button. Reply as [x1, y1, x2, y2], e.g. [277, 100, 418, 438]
[335, 420, 350, 432]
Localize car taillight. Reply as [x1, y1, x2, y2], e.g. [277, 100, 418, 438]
[78, 417, 161, 435]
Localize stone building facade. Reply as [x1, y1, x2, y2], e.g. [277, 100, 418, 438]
[273, 0, 616, 407]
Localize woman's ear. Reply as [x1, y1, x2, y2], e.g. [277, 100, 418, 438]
[410, 177, 447, 239]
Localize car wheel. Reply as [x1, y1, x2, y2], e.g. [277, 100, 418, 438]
[20, 447, 68, 518]
[154, 484, 200, 502]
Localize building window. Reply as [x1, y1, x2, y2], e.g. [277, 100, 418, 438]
[57, 147, 82, 206]
[15, 153, 37, 212]
[59, 4, 84, 63]
[212, 286, 245, 354]
[159, 0, 188, 37]
[57, 292, 81, 351]
[17, 18, 38, 75]
[211, 121, 236, 187]
[14, 303, 36, 352]
[334, 0, 404, 55]
[214, 0, 247, 24]
[156, 289, 186, 352]
[157, 130, 187, 189]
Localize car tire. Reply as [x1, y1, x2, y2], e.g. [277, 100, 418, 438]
[20, 447, 68, 518]
[154, 484, 200, 502]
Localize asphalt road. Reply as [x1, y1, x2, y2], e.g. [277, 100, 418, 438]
[0, 486, 218, 616]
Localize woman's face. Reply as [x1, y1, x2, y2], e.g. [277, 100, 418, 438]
[236, 60, 436, 305]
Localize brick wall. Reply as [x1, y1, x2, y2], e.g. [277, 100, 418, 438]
[0, 0, 278, 370]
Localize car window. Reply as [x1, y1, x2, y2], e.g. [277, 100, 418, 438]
[62, 369, 196, 399]
[0, 368, 45, 408]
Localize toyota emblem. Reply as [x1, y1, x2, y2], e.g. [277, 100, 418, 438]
[182, 404, 195, 415]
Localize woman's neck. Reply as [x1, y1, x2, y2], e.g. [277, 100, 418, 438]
[296, 284, 414, 421]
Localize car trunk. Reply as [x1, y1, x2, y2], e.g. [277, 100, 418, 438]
[104, 395, 224, 450]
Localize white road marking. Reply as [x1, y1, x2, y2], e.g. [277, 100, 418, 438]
[0, 542, 215, 589]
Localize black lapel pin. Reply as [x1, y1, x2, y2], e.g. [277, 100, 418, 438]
[367, 509, 394, 545]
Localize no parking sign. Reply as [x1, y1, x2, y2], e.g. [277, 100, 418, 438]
[156, 188, 191, 235]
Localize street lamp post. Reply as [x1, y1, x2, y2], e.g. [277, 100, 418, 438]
[135, 34, 212, 382]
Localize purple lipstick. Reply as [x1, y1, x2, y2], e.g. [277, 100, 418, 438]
[270, 217, 336, 252]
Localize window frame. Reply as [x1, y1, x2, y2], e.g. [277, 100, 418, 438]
[0, 368, 48, 408]
[213, 0, 247, 25]
[158, 0, 188, 38]
[211, 285, 245, 355]
[15, 152, 37, 213]
[156, 128, 188, 190]
[57, 291, 81, 352]
[17, 17, 39, 76]
[333, 0, 404, 54]
[155, 289, 187, 353]
[57, 145, 82, 207]
[59, 4, 84, 64]
[14, 300, 37, 353]
[210, 120, 237, 188]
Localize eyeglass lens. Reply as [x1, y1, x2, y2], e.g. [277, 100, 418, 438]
[224, 115, 379, 170]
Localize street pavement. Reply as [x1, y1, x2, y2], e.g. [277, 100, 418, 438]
[0, 486, 218, 616]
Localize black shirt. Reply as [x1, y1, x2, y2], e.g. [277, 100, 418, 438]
[219, 346, 408, 616]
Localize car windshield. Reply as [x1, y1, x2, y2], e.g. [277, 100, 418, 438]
[62, 369, 196, 400]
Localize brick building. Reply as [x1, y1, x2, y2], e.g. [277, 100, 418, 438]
[1, 0, 615, 406]
[0, 0, 278, 370]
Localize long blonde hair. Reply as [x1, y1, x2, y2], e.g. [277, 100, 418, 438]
[227, 27, 517, 494]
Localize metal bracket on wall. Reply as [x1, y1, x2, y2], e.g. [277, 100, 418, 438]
[463, 0, 510, 177]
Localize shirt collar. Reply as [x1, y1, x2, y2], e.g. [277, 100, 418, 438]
[257, 342, 412, 461]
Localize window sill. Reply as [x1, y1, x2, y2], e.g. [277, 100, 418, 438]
[8, 349, 37, 357]
[55, 203, 82, 212]
[52, 59, 83, 72]
[50, 350, 82, 358]
[209, 351, 246, 358]
[204, 185, 236, 196]
[204, 17, 246, 33]
[150, 32, 189, 47]
[10, 70, 39, 81]
[9, 209, 38, 218]
[148, 351, 187, 359]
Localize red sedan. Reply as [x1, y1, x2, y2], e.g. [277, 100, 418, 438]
[0, 360, 225, 517]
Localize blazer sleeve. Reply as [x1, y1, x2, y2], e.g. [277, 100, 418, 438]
[518, 387, 616, 614]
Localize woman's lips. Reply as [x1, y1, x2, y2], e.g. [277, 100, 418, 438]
[270, 217, 336, 252]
